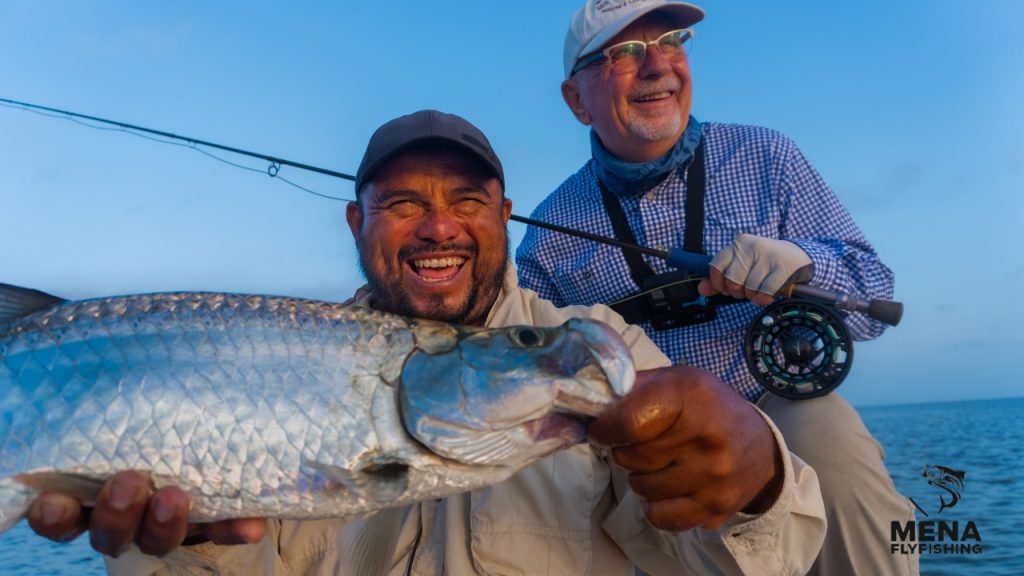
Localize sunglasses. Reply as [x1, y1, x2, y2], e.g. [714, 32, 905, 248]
[571, 28, 694, 77]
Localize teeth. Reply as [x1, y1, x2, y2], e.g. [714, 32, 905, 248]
[636, 92, 670, 102]
[413, 257, 466, 269]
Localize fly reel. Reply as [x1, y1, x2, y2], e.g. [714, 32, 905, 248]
[744, 298, 853, 399]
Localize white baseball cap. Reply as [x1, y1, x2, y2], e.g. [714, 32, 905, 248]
[564, 0, 705, 79]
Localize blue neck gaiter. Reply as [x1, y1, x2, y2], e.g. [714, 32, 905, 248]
[591, 115, 702, 197]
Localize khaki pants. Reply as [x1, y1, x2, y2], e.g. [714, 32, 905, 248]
[758, 392, 919, 576]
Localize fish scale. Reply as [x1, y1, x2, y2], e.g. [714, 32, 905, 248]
[0, 283, 632, 534]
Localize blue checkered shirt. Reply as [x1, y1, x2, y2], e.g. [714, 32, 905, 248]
[515, 122, 895, 401]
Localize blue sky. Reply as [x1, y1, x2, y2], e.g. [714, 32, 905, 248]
[1, 1, 1021, 406]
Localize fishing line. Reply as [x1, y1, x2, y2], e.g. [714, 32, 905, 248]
[0, 97, 353, 202]
[607, 277, 702, 307]
[1, 99, 120, 132]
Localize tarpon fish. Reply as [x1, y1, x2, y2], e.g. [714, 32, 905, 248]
[0, 282, 633, 534]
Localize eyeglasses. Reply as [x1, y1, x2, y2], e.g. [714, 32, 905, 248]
[570, 28, 694, 77]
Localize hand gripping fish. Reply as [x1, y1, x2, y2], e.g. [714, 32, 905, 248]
[0, 282, 633, 533]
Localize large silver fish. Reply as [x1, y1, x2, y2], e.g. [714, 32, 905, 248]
[0, 283, 633, 534]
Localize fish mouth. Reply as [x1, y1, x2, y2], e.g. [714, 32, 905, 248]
[554, 367, 617, 418]
[569, 318, 635, 397]
[525, 412, 590, 446]
[548, 319, 635, 418]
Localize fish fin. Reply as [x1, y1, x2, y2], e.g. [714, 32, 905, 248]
[418, 418, 541, 467]
[13, 471, 105, 505]
[434, 430, 527, 466]
[0, 477, 42, 535]
[303, 458, 409, 503]
[0, 282, 66, 325]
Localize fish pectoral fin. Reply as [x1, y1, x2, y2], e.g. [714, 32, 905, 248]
[0, 283, 66, 326]
[426, 425, 552, 468]
[303, 458, 409, 503]
[12, 471, 106, 506]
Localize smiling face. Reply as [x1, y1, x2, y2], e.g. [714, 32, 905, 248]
[347, 145, 512, 326]
[562, 13, 692, 162]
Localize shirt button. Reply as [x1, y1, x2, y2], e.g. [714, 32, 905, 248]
[644, 192, 656, 201]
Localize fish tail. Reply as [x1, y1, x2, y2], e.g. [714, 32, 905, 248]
[0, 477, 40, 535]
[937, 492, 959, 514]
[0, 282, 66, 328]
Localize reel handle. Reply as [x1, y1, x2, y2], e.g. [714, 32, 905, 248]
[782, 284, 903, 327]
[664, 248, 903, 326]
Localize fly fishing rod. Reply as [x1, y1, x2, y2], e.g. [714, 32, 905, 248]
[0, 96, 356, 181]
[4, 96, 903, 398]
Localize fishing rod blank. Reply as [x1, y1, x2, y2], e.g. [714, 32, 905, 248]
[0, 97, 355, 181]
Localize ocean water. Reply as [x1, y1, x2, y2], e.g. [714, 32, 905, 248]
[858, 396, 1024, 576]
[1, 397, 1021, 575]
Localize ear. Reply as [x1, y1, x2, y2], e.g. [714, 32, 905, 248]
[501, 197, 512, 224]
[561, 79, 592, 125]
[346, 201, 363, 239]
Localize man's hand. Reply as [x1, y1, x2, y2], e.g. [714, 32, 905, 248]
[26, 470, 266, 557]
[697, 234, 813, 305]
[589, 366, 783, 532]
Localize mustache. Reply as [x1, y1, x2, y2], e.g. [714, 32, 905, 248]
[398, 242, 477, 260]
[630, 78, 681, 98]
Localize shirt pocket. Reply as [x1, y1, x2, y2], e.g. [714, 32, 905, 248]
[549, 244, 639, 307]
[703, 203, 781, 253]
[469, 447, 595, 575]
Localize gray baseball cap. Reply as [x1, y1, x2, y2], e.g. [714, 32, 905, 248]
[355, 110, 504, 192]
[564, 0, 705, 79]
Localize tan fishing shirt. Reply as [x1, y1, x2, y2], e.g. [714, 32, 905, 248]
[107, 266, 825, 575]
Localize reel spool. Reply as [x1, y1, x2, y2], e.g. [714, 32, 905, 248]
[744, 298, 853, 399]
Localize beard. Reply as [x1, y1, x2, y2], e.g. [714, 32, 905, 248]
[627, 108, 681, 141]
[627, 79, 684, 141]
[356, 238, 509, 325]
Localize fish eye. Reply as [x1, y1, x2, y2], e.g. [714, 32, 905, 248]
[510, 327, 544, 347]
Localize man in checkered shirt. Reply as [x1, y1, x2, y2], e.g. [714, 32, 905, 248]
[516, 1, 918, 574]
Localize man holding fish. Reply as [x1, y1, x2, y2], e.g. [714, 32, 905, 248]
[24, 110, 826, 574]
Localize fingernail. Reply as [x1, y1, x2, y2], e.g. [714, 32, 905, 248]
[152, 498, 174, 524]
[40, 501, 67, 525]
[110, 479, 141, 511]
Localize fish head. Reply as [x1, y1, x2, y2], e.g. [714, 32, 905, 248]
[400, 317, 633, 467]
